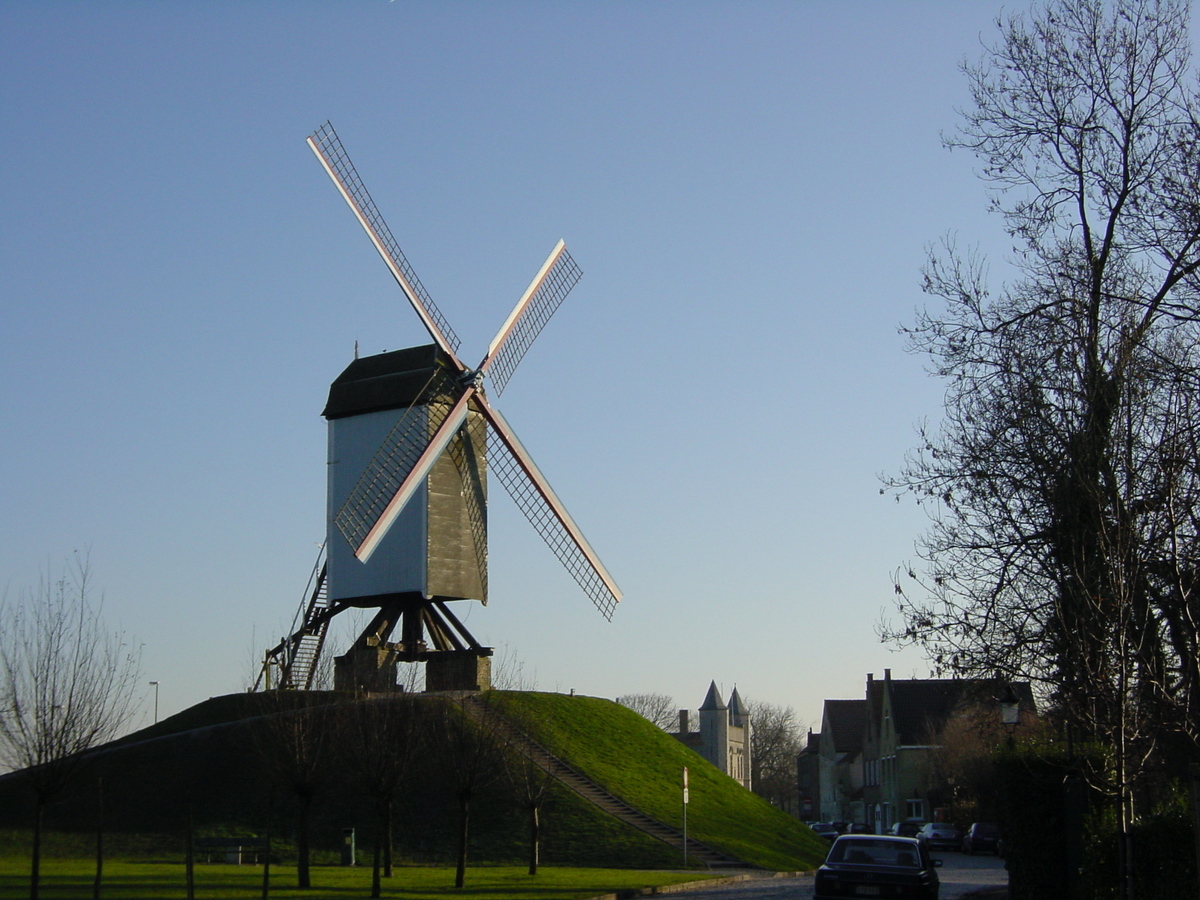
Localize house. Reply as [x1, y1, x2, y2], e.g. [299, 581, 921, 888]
[816, 698, 867, 823]
[796, 729, 820, 820]
[671, 681, 752, 789]
[814, 669, 1036, 832]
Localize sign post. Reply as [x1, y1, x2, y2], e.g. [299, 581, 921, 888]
[682, 766, 689, 867]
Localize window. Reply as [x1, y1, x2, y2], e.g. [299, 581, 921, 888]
[906, 799, 926, 821]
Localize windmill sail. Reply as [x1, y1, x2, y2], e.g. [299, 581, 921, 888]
[480, 239, 583, 395]
[477, 398, 621, 620]
[307, 121, 463, 362]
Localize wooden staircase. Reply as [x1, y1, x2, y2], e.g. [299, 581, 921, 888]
[460, 696, 749, 869]
[257, 553, 340, 691]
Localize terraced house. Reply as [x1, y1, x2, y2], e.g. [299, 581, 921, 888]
[814, 670, 1035, 832]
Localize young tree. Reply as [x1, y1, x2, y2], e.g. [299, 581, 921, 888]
[616, 693, 679, 731]
[338, 690, 426, 897]
[432, 694, 507, 889]
[251, 693, 334, 890]
[0, 554, 142, 900]
[883, 1, 1200, 894]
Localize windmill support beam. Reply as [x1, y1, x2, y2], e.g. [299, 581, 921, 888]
[332, 592, 493, 693]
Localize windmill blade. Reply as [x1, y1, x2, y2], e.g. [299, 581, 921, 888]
[336, 379, 477, 562]
[307, 121, 464, 366]
[475, 396, 621, 620]
[478, 240, 582, 395]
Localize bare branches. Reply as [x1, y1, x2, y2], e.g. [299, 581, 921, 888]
[887, 1, 1200, 808]
[744, 699, 804, 811]
[616, 693, 679, 731]
[0, 552, 142, 789]
[0, 552, 142, 900]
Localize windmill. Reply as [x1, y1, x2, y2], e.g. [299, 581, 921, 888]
[259, 122, 620, 694]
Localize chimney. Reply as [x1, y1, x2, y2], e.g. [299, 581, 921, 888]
[679, 709, 690, 734]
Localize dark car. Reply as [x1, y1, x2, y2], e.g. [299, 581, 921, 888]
[889, 820, 926, 838]
[815, 834, 942, 900]
[917, 822, 962, 851]
[848, 822, 874, 834]
[962, 822, 1001, 855]
[811, 822, 840, 841]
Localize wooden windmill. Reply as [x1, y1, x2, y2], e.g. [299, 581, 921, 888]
[260, 122, 620, 693]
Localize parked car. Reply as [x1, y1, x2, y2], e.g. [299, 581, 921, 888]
[815, 834, 942, 900]
[848, 822, 874, 834]
[810, 822, 840, 841]
[917, 822, 963, 851]
[962, 822, 1001, 855]
[889, 820, 926, 838]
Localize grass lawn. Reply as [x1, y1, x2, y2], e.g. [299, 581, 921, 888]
[0, 858, 723, 899]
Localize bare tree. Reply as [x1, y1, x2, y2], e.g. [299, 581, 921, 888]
[745, 699, 803, 811]
[251, 692, 334, 890]
[883, 2, 1200, 895]
[432, 694, 507, 888]
[616, 693, 678, 731]
[338, 690, 426, 897]
[0, 553, 142, 900]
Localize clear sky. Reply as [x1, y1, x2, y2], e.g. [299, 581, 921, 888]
[2, 0, 1038, 734]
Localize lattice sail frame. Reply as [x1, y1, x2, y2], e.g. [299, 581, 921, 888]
[486, 425, 619, 620]
[482, 243, 582, 395]
[311, 120, 622, 621]
[333, 367, 462, 553]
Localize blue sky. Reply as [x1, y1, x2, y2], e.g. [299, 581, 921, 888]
[2, 1, 1035, 732]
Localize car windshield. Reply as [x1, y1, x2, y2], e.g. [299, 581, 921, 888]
[831, 839, 921, 868]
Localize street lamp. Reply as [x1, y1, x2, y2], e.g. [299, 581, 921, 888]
[149, 681, 159, 724]
[998, 685, 1020, 745]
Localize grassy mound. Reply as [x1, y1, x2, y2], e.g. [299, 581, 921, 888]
[0, 690, 825, 872]
[492, 692, 827, 871]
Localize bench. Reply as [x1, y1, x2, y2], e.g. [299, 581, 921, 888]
[194, 837, 268, 865]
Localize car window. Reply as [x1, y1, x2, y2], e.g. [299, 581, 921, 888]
[831, 839, 922, 868]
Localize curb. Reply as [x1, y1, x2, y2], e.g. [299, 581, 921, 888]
[585, 870, 812, 899]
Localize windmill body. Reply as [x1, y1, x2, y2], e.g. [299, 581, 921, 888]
[257, 122, 620, 695]
[324, 345, 487, 607]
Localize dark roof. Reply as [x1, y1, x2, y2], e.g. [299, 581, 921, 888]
[323, 344, 458, 419]
[886, 678, 1036, 745]
[700, 681, 726, 711]
[728, 687, 749, 726]
[824, 699, 867, 754]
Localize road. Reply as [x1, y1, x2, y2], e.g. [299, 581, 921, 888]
[665, 851, 1007, 900]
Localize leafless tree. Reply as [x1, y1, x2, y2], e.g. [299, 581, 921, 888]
[745, 699, 804, 811]
[0, 553, 142, 900]
[616, 693, 678, 731]
[250, 692, 335, 890]
[431, 694, 507, 888]
[882, 2, 1200, 895]
[338, 690, 427, 897]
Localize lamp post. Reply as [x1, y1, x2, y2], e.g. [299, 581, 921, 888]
[998, 685, 1020, 747]
[149, 681, 159, 724]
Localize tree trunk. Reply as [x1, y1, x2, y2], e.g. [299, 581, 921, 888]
[370, 826, 381, 899]
[455, 794, 470, 888]
[30, 797, 43, 900]
[528, 803, 541, 876]
[185, 809, 194, 900]
[93, 776, 104, 900]
[297, 793, 311, 889]
[384, 797, 394, 878]
[261, 788, 272, 900]
[1189, 764, 1200, 900]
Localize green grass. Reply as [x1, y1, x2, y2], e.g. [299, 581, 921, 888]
[0, 856, 720, 899]
[490, 692, 829, 871]
[0, 690, 826, 877]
